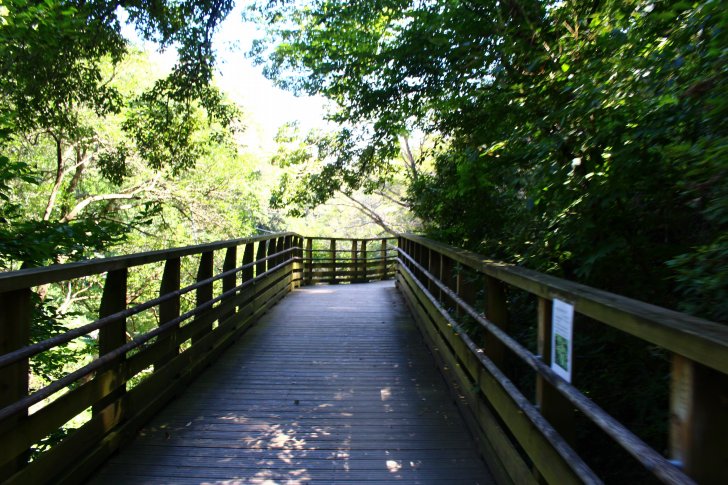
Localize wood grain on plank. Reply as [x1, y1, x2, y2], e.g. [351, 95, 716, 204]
[88, 281, 493, 484]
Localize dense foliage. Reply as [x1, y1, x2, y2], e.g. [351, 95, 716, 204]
[249, 0, 727, 322]
[0, 0, 238, 267]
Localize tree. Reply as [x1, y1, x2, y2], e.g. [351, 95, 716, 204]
[269, 122, 423, 235]
[249, 0, 727, 321]
[250, 3, 727, 478]
[0, 0, 238, 267]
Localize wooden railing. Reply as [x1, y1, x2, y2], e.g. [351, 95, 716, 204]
[396, 234, 728, 485]
[0, 233, 303, 484]
[4, 231, 724, 485]
[301, 236, 397, 285]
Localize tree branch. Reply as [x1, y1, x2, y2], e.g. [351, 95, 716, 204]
[339, 191, 396, 235]
[59, 183, 149, 223]
[43, 134, 65, 221]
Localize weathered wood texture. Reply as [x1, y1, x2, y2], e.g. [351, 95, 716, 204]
[397, 234, 728, 485]
[89, 282, 494, 484]
[304, 237, 398, 284]
[0, 234, 298, 484]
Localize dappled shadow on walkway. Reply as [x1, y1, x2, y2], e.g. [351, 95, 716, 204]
[89, 281, 493, 484]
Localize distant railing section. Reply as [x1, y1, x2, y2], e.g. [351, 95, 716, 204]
[0, 233, 303, 484]
[302, 236, 397, 285]
[396, 234, 728, 485]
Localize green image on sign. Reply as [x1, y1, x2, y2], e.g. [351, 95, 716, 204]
[554, 334, 569, 371]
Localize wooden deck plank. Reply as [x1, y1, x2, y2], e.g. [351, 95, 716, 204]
[88, 281, 493, 484]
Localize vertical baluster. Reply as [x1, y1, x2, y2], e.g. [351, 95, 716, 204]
[670, 355, 728, 483]
[265, 237, 274, 271]
[441, 255, 456, 310]
[456, 269, 477, 320]
[221, 246, 237, 323]
[419, 244, 428, 285]
[276, 236, 285, 268]
[296, 236, 304, 287]
[256, 239, 267, 277]
[428, 248, 441, 298]
[0, 288, 32, 478]
[193, 252, 214, 343]
[402, 238, 409, 270]
[268, 238, 275, 268]
[156, 257, 180, 370]
[380, 238, 387, 280]
[397, 236, 403, 276]
[305, 238, 313, 285]
[94, 268, 128, 423]
[242, 243, 254, 283]
[238, 243, 255, 317]
[361, 240, 368, 282]
[351, 240, 358, 283]
[412, 242, 421, 283]
[329, 239, 337, 285]
[483, 275, 508, 370]
[284, 235, 294, 290]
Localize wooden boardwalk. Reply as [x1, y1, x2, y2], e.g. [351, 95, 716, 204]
[89, 281, 493, 484]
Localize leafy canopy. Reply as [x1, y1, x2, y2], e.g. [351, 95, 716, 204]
[250, 0, 728, 321]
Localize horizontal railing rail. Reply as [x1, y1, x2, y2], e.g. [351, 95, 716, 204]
[396, 234, 728, 485]
[0, 233, 304, 484]
[0, 233, 299, 293]
[301, 236, 398, 285]
[5, 231, 721, 485]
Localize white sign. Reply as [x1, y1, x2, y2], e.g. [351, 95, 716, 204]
[551, 298, 574, 382]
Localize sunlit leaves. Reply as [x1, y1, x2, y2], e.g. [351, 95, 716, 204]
[251, 0, 728, 321]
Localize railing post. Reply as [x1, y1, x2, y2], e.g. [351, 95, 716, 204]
[441, 255, 456, 309]
[156, 257, 180, 370]
[256, 239, 267, 277]
[484, 275, 508, 369]
[329, 239, 337, 285]
[265, 237, 274, 270]
[536, 297, 576, 446]
[670, 354, 728, 483]
[426, 248, 435, 294]
[272, 237, 279, 267]
[276, 236, 285, 267]
[293, 236, 301, 287]
[242, 243, 254, 283]
[361, 240, 368, 282]
[402, 238, 409, 270]
[94, 268, 128, 423]
[284, 235, 294, 290]
[305, 238, 313, 285]
[238, 242, 255, 317]
[380, 238, 387, 280]
[221, 246, 237, 322]
[395, 236, 403, 281]
[0, 288, 32, 478]
[413, 242, 422, 284]
[456, 270, 477, 320]
[192, 251, 214, 343]
[351, 240, 358, 282]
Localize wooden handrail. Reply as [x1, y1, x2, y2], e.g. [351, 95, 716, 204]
[0, 232, 395, 484]
[398, 255, 601, 484]
[401, 234, 728, 375]
[0, 233, 301, 484]
[396, 234, 728, 485]
[305, 236, 398, 242]
[0, 233, 298, 292]
[5, 231, 721, 484]
[398, 248, 689, 484]
[0, 248, 299, 370]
